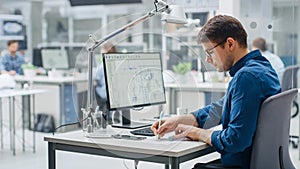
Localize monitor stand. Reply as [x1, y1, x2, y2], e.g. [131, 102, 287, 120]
[111, 109, 151, 129]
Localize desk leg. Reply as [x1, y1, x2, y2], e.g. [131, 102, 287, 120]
[169, 157, 179, 169]
[165, 164, 170, 169]
[22, 96, 25, 152]
[33, 95, 36, 153]
[0, 98, 3, 149]
[60, 84, 65, 125]
[9, 97, 16, 155]
[169, 88, 176, 114]
[48, 142, 56, 169]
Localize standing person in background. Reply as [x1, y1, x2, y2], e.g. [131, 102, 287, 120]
[252, 37, 285, 81]
[0, 40, 25, 75]
[95, 42, 120, 124]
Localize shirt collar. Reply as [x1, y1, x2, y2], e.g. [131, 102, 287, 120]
[229, 50, 261, 77]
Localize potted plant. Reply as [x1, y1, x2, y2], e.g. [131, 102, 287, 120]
[172, 62, 191, 83]
[22, 63, 37, 77]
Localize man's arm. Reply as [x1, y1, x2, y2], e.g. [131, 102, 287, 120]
[191, 96, 224, 129]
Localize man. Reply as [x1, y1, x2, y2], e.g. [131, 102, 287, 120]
[151, 15, 281, 169]
[1, 40, 25, 75]
[252, 37, 285, 81]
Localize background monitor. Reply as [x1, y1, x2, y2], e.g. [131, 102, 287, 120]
[103, 52, 166, 129]
[32, 48, 43, 67]
[41, 49, 69, 69]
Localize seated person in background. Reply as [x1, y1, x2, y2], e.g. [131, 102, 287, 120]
[151, 15, 281, 169]
[0, 40, 25, 75]
[252, 37, 285, 81]
[95, 42, 120, 123]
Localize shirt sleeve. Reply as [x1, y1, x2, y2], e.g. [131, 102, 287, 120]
[211, 72, 263, 153]
[191, 96, 224, 129]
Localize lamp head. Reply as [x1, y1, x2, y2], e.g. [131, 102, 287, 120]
[161, 5, 187, 24]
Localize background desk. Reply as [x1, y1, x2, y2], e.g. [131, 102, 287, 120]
[0, 89, 46, 155]
[44, 130, 215, 169]
[14, 76, 88, 126]
[165, 82, 228, 114]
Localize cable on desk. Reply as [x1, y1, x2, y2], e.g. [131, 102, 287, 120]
[52, 116, 88, 135]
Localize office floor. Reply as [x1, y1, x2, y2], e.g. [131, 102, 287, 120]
[0, 117, 299, 169]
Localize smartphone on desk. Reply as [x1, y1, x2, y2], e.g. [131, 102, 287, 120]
[112, 134, 146, 140]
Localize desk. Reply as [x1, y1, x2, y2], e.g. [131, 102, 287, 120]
[165, 82, 228, 114]
[14, 75, 88, 125]
[44, 130, 215, 169]
[0, 89, 46, 155]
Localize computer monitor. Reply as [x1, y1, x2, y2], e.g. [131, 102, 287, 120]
[32, 48, 43, 67]
[103, 52, 166, 129]
[41, 49, 69, 69]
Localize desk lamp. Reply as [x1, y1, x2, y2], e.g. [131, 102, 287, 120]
[82, 0, 187, 132]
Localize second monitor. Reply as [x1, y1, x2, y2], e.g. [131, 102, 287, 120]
[41, 49, 69, 69]
[103, 52, 166, 129]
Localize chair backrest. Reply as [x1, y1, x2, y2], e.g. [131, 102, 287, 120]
[281, 65, 300, 91]
[250, 89, 298, 169]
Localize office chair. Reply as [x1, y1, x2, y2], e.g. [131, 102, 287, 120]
[281, 65, 300, 148]
[250, 89, 298, 169]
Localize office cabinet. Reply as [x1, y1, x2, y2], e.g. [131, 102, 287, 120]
[59, 85, 78, 124]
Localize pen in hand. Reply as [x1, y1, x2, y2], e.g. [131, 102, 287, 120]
[157, 111, 164, 140]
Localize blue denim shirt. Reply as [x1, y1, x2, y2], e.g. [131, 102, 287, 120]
[192, 50, 281, 169]
[1, 53, 25, 75]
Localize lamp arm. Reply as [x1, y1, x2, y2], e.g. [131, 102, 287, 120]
[85, 0, 170, 115]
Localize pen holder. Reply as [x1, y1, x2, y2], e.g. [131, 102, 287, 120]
[94, 110, 107, 131]
[81, 108, 88, 131]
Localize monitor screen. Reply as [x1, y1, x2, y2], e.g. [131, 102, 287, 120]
[32, 48, 42, 67]
[103, 52, 166, 111]
[41, 49, 69, 69]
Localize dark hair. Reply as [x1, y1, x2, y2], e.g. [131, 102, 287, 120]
[197, 15, 248, 48]
[252, 37, 267, 51]
[7, 40, 19, 46]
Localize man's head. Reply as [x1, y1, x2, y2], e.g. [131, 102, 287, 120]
[7, 40, 19, 55]
[101, 42, 117, 54]
[252, 37, 267, 52]
[197, 15, 248, 72]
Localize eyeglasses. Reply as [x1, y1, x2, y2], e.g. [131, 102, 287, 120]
[205, 38, 228, 58]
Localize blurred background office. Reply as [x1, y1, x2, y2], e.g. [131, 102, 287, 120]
[0, 0, 299, 169]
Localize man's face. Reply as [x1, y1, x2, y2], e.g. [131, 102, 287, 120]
[202, 40, 233, 72]
[8, 42, 18, 54]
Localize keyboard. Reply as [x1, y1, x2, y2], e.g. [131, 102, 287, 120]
[130, 127, 155, 136]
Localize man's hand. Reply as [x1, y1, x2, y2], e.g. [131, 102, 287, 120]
[151, 114, 200, 138]
[173, 124, 213, 145]
[151, 116, 179, 138]
[8, 70, 16, 76]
